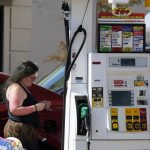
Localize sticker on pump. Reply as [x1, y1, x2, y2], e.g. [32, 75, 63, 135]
[114, 80, 127, 87]
[92, 87, 103, 108]
[134, 80, 145, 86]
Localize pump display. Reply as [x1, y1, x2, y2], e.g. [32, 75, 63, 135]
[62, 0, 150, 150]
[88, 53, 149, 139]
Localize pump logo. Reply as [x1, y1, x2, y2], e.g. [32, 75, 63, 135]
[112, 7, 131, 17]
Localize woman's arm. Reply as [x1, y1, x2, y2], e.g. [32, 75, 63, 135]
[7, 83, 36, 116]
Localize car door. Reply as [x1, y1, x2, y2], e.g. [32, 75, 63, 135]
[0, 74, 8, 137]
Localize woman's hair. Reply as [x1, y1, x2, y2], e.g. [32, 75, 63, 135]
[3, 61, 38, 93]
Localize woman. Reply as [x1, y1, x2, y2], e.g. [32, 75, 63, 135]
[3, 61, 50, 150]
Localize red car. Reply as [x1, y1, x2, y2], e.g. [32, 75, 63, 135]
[0, 72, 63, 150]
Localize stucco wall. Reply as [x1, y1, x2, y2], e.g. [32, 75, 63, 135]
[32, 0, 65, 81]
[3, 0, 32, 73]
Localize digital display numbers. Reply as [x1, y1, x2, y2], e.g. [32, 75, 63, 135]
[121, 58, 135, 66]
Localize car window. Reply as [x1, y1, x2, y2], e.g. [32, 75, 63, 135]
[38, 64, 65, 95]
[47, 76, 64, 95]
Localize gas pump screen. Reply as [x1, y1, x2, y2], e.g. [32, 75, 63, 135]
[111, 91, 132, 106]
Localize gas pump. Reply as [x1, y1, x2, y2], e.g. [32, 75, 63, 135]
[62, 0, 150, 150]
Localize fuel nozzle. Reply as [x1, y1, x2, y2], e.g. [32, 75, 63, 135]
[79, 104, 90, 135]
[81, 106, 89, 131]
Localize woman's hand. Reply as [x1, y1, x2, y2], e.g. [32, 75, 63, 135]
[35, 102, 45, 112]
[43, 100, 51, 111]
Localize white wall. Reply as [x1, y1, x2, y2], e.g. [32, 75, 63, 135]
[3, 0, 32, 73]
[32, 0, 65, 81]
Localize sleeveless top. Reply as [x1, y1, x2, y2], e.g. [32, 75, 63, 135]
[7, 82, 40, 129]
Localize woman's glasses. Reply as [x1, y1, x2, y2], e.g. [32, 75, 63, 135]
[30, 72, 38, 80]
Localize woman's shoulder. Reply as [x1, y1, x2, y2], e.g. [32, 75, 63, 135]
[8, 82, 22, 92]
[6, 82, 25, 99]
[9, 82, 20, 88]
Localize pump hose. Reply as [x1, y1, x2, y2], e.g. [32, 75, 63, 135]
[61, 25, 87, 150]
[64, 25, 87, 98]
[66, 25, 87, 81]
